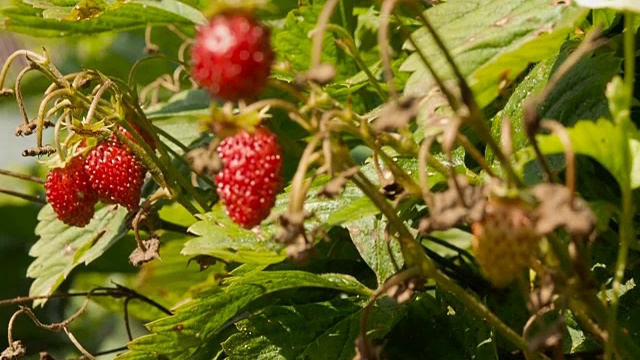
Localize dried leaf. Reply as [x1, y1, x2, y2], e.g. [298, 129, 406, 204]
[373, 96, 421, 131]
[318, 167, 360, 199]
[1, 341, 26, 359]
[531, 184, 597, 238]
[421, 176, 486, 232]
[129, 236, 162, 266]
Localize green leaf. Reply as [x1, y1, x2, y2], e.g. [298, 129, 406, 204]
[344, 216, 404, 286]
[534, 119, 640, 189]
[422, 228, 473, 257]
[271, 3, 340, 78]
[145, 89, 210, 120]
[539, 49, 621, 127]
[27, 204, 128, 305]
[488, 55, 557, 163]
[563, 310, 601, 353]
[490, 46, 621, 164]
[222, 297, 403, 360]
[1, 0, 205, 37]
[439, 290, 500, 360]
[182, 204, 287, 265]
[117, 270, 372, 359]
[400, 0, 588, 107]
[384, 292, 498, 359]
[576, 0, 640, 13]
[71, 235, 225, 322]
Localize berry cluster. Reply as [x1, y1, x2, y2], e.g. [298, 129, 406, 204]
[191, 11, 283, 228]
[45, 126, 152, 227]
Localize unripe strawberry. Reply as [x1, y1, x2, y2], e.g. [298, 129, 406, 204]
[472, 198, 540, 288]
[215, 127, 283, 228]
[191, 11, 274, 101]
[45, 156, 98, 227]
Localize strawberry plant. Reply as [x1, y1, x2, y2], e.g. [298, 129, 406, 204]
[0, 0, 639, 359]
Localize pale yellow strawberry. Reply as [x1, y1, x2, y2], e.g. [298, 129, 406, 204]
[472, 198, 540, 288]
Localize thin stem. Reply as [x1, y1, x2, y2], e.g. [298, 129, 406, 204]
[379, 0, 399, 99]
[605, 12, 635, 360]
[14, 66, 35, 126]
[456, 133, 497, 177]
[0, 188, 46, 204]
[128, 55, 187, 88]
[310, 0, 339, 68]
[541, 120, 576, 199]
[162, 140, 217, 189]
[0, 169, 45, 184]
[418, 135, 436, 203]
[431, 270, 541, 359]
[325, 24, 387, 101]
[0, 50, 45, 90]
[83, 80, 112, 125]
[289, 134, 323, 213]
[359, 267, 421, 358]
[37, 89, 72, 148]
[351, 169, 434, 275]
[267, 79, 307, 102]
[54, 115, 68, 161]
[243, 98, 313, 132]
[64, 327, 95, 360]
[394, 13, 459, 108]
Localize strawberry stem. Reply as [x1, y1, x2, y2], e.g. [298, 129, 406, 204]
[0, 188, 46, 204]
[606, 11, 636, 360]
[0, 169, 45, 184]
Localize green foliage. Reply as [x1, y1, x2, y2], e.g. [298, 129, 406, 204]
[27, 204, 128, 305]
[534, 119, 640, 189]
[222, 297, 401, 360]
[400, 0, 588, 107]
[1, 0, 205, 36]
[117, 270, 373, 359]
[1, 0, 640, 359]
[182, 204, 286, 265]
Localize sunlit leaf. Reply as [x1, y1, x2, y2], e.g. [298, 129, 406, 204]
[182, 204, 286, 265]
[116, 270, 372, 359]
[534, 119, 640, 189]
[223, 297, 403, 360]
[401, 0, 588, 107]
[1, 0, 205, 37]
[27, 204, 128, 305]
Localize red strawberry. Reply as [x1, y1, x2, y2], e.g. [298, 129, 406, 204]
[191, 12, 274, 101]
[471, 198, 540, 288]
[45, 156, 98, 227]
[84, 141, 146, 211]
[116, 124, 156, 151]
[215, 127, 283, 228]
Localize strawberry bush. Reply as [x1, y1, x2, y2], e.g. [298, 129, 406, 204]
[1, 0, 640, 359]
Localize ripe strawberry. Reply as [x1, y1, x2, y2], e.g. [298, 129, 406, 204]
[45, 156, 98, 227]
[471, 198, 540, 288]
[191, 11, 274, 101]
[84, 141, 146, 211]
[116, 124, 156, 151]
[215, 127, 283, 228]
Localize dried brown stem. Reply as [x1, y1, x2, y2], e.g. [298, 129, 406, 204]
[541, 120, 576, 202]
[379, 0, 399, 100]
